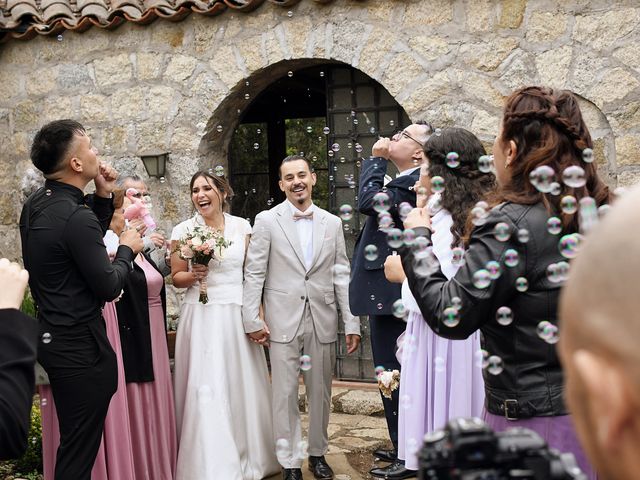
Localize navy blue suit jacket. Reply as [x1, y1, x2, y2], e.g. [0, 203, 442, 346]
[349, 157, 419, 316]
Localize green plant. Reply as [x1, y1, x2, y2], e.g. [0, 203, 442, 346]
[20, 290, 36, 318]
[13, 402, 43, 475]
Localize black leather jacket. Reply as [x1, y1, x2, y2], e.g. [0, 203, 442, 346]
[400, 201, 568, 419]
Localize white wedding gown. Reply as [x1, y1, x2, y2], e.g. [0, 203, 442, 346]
[172, 213, 279, 480]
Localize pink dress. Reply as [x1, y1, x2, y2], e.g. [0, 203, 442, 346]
[39, 301, 136, 480]
[125, 255, 177, 480]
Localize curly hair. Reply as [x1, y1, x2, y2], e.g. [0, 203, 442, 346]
[493, 86, 611, 231]
[424, 127, 496, 248]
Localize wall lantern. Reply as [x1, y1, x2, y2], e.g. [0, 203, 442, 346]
[139, 151, 169, 179]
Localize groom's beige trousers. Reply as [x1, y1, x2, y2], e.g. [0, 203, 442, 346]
[269, 302, 335, 469]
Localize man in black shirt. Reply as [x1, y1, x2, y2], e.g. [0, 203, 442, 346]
[19, 120, 143, 480]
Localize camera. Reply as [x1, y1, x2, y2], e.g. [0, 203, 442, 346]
[418, 417, 586, 479]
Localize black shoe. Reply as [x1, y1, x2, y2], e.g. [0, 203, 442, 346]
[372, 447, 397, 463]
[308, 455, 334, 479]
[369, 460, 417, 479]
[282, 468, 303, 480]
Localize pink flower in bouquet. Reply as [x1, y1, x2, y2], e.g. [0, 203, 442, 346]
[180, 245, 194, 259]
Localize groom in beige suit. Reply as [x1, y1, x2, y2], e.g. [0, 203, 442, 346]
[243, 155, 361, 480]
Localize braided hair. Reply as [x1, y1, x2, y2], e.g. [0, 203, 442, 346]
[425, 127, 496, 248]
[493, 86, 610, 231]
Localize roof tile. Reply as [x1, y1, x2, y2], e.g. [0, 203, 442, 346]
[1, 0, 365, 42]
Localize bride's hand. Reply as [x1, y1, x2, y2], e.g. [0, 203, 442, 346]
[191, 263, 208, 283]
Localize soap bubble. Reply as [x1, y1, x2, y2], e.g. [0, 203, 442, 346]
[546, 216, 562, 235]
[493, 222, 510, 242]
[364, 244, 378, 261]
[446, 152, 460, 168]
[496, 306, 514, 326]
[442, 306, 460, 327]
[478, 155, 493, 173]
[339, 204, 353, 221]
[487, 355, 504, 375]
[560, 195, 578, 214]
[299, 354, 312, 371]
[430, 176, 445, 193]
[515, 277, 529, 292]
[373, 192, 391, 213]
[582, 148, 594, 163]
[562, 165, 586, 188]
[392, 299, 407, 319]
[472, 269, 491, 289]
[529, 165, 555, 193]
[504, 249, 519, 267]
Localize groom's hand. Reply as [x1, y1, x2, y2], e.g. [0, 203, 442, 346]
[345, 334, 361, 354]
[248, 328, 269, 346]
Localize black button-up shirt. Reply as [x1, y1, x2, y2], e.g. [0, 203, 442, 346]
[19, 180, 135, 327]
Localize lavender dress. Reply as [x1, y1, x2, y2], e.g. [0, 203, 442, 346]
[397, 200, 485, 471]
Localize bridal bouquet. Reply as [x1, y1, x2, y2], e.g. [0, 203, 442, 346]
[174, 225, 232, 304]
[377, 369, 400, 399]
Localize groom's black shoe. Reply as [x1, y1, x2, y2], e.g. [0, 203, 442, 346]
[308, 455, 334, 479]
[369, 460, 417, 479]
[282, 468, 303, 480]
[373, 447, 397, 463]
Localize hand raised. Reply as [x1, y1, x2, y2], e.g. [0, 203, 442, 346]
[403, 207, 431, 230]
[372, 137, 391, 159]
[384, 254, 406, 284]
[0, 258, 29, 310]
[94, 162, 118, 198]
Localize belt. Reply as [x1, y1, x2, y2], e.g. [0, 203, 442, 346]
[485, 389, 567, 420]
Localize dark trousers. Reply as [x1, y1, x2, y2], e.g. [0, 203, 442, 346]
[38, 318, 117, 480]
[369, 314, 406, 450]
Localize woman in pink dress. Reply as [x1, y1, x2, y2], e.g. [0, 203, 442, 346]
[39, 189, 136, 480]
[115, 195, 177, 480]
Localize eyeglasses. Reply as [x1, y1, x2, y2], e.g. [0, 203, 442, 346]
[393, 129, 424, 147]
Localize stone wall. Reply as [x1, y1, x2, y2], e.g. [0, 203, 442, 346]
[1, 0, 639, 260]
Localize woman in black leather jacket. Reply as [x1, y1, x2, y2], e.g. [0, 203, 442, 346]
[400, 86, 609, 479]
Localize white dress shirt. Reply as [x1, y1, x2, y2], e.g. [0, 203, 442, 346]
[287, 200, 314, 270]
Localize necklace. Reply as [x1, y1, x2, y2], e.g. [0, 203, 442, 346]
[194, 212, 225, 233]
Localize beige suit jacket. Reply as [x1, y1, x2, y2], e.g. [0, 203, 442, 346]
[242, 201, 360, 343]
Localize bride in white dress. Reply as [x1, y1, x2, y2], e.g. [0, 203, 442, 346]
[171, 171, 279, 480]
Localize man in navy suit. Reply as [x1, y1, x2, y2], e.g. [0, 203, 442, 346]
[349, 121, 432, 479]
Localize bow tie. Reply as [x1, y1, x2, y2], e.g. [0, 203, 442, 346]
[293, 210, 313, 221]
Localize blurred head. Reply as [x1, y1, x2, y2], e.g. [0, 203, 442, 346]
[31, 119, 99, 182]
[389, 121, 433, 170]
[559, 184, 640, 480]
[278, 155, 316, 210]
[109, 189, 126, 235]
[119, 174, 148, 197]
[493, 86, 609, 230]
[423, 127, 496, 247]
[189, 170, 233, 216]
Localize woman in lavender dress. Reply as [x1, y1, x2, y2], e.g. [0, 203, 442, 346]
[400, 88, 610, 479]
[380, 129, 492, 478]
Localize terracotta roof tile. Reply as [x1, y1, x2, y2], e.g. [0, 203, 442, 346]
[0, 0, 362, 42]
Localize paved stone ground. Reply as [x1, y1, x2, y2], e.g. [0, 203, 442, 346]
[265, 384, 395, 480]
